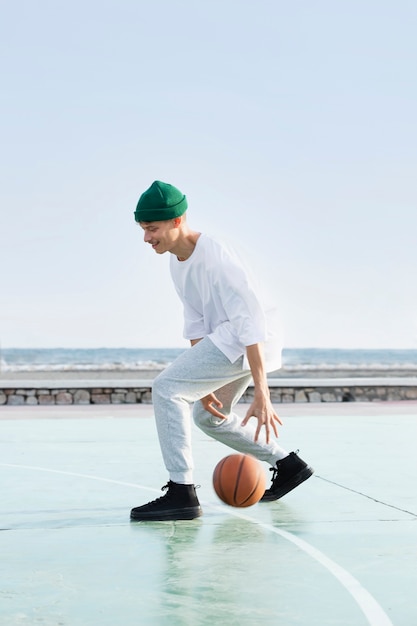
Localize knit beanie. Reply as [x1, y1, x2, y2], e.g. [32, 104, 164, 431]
[134, 181, 188, 222]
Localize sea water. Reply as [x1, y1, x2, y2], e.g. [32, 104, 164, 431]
[1, 347, 416, 374]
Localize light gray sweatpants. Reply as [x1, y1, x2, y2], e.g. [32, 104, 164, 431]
[152, 337, 288, 484]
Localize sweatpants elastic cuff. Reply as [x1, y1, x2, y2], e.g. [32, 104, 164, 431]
[169, 471, 194, 484]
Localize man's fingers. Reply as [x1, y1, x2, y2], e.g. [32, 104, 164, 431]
[242, 410, 281, 442]
[207, 404, 227, 419]
[271, 419, 279, 438]
[274, 414, 284, 426]
[201, 394, 226, 419]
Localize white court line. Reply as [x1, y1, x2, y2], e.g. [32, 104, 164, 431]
[1, 462, 160, 495]
[2, 463, 394, 626]
[210, 504, 394, 626]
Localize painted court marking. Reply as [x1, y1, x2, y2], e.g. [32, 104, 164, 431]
[215, 505, 394, 626]
[316, 475, 417, 518]
[2, 462, 393, 626]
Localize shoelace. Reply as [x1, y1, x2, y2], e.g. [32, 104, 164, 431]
[148, 482, 200, 506]
[268, 466, 279, 485]
[268, 450, 301, 487]
[147, 483, 172, 505]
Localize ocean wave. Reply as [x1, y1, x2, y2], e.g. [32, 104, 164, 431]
[0, 361, 170, 372]
[1, 348, 416, 373]
[2, 361, 417, 373]
[283, 362, 417, 371]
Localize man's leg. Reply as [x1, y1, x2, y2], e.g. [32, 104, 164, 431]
[131, 337, 249, 521]
[130, 337, 311, 520]
[192, 375, 289, 463]
[152, 337, 288, 481]
[191, 343, 314, 502]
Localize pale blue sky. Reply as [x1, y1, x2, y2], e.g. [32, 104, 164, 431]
[1, 0, 416, 349]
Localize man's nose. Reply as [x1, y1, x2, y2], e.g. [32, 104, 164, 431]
[143, 231, 152, 243]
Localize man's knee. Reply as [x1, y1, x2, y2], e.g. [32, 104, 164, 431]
[153, 370, 192, 405]
[193, 402, 207, 428]
[152, 370, 172, 400]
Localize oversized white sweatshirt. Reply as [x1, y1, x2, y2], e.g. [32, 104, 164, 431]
[170, 234, 282, 372]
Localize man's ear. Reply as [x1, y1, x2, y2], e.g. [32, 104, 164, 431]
[173, 217, 182, 227]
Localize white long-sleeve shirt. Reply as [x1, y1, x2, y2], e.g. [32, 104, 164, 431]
[170, 234, 282, 372]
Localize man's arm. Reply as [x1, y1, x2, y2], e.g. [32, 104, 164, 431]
[195, 339, 282, 441]
[241, 343, 283, 443]
[190, 339, 202, 346]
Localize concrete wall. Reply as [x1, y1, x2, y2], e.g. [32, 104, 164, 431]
[1, 378, 417, 406]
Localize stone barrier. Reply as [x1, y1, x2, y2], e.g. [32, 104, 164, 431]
[1, 378, 417, 406]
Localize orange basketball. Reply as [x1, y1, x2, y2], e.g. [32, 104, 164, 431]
[213, 453, 266, 507]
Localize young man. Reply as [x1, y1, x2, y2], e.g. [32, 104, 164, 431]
[130, 181, 313, 521]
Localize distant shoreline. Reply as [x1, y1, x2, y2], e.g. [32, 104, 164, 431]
[2, 367, 417, 381]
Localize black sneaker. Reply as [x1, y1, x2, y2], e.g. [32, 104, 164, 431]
[261, 451, 314, 502]
[130, 481, 203, 521]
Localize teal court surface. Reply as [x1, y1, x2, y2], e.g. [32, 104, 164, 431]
[1, 401, 416, 626]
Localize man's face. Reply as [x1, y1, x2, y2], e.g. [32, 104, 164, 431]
[139, 219, 178, 255]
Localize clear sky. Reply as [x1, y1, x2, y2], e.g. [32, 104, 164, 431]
[1, 0, 416, 350]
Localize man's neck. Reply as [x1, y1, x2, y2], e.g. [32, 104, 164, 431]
[173, 231, 201, 261]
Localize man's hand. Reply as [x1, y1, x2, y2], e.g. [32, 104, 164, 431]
[200, 392, 225, 419]
[241, 392, 283, 443]
[243, 343, 283, 443]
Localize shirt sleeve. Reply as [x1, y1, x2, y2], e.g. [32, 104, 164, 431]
[182, 300, 206, 340]
[214, 249, 268, 347]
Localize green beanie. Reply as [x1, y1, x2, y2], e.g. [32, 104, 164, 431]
[134, 180, 188, 222]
